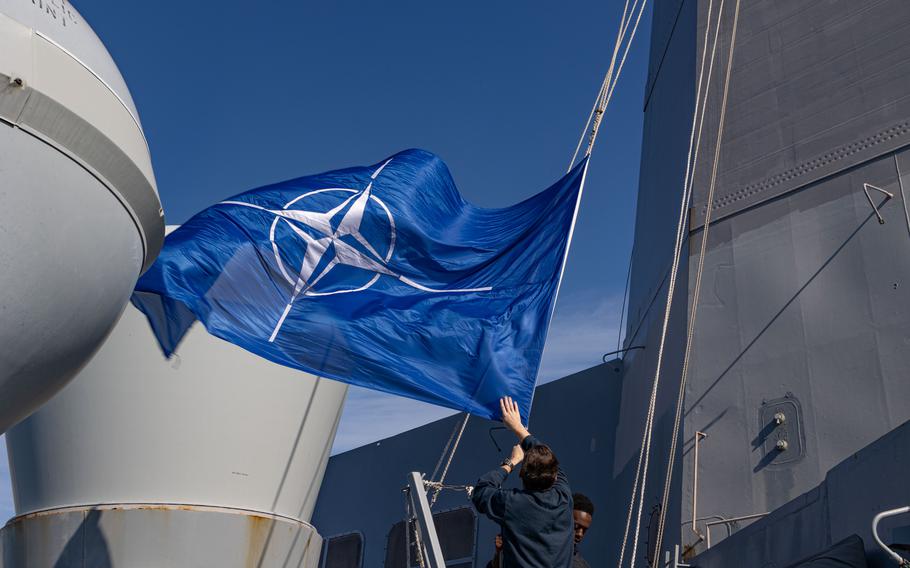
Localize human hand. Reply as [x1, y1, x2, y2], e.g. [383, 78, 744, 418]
[509, 444, 524, 466]
[494, 534, 503, 552]
[500, 396, 530, 439]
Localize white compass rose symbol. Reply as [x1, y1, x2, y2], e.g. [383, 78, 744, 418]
[218, 158, 492, 342]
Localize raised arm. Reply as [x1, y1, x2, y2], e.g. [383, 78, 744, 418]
[500, 396, 570, 493]
[473, 397, 532, 520]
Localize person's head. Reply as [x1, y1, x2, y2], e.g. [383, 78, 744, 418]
[572, 493, 595, 545]
[519, 444, 559, 491]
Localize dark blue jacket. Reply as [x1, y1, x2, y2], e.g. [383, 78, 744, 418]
[472, 435, 573, 568]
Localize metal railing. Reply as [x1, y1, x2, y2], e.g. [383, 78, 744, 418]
[873, 506, 910, 566]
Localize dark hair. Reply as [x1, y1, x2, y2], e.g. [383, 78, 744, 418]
[573, 492, 595, 515]
[520, 445, 559, 491]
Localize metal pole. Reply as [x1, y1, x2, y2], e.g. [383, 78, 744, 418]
[664, 544, 691, 568]
[704, 512, 770, 548]
[408, 472, 446, 568]
[691, 432, 707, 542]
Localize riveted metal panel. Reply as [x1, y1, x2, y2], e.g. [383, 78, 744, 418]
[690, 0, 910, 228]
[683, 152, 910, 552]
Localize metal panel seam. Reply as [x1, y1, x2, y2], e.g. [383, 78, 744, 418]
[693, 134, 910, 230]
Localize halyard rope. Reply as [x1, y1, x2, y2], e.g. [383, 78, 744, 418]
[648, 0, 721, 549]
[405, 488, 412, 568]
[567, 0, 632, 172]
[588, 0, 650, 158]
[616, 0, 743, 564]
[652, 0, 743, 557]
[429, 413, 463, 482]
[409, 413, 470, 567]
[616, 0, 721, 560]
[428, 413, 470, 508]
[568, 0, 650, 172]
[417, 0, 653, 557]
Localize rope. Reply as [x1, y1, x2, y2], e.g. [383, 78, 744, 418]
[424, 481, 474, 496]
[587, 0, 649, 157]
[653, 0, 742, 557]
[567, 0, 649, 171]
[648, 0, 723, 547]
[429, 414, 463, 482]
[586, 0, 648, 156]
[616, 0, 728, 565]
[567, 0, 632, 172]
[576, 0, 651, 360]
[407, 414, 472, 568]
[412, 508, 427, 568]
[429, 413, 470, 508]
[404, 488, 413, 568]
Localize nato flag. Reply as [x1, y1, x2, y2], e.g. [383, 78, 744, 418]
[133, 149, 587, 420]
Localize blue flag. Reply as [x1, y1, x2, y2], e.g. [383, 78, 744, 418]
[133, 149, 587, 420]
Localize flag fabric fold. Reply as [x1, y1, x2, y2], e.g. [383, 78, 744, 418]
[133, 149, 587, 420]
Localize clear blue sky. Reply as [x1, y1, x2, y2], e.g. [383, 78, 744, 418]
[0, 1, 652, 521]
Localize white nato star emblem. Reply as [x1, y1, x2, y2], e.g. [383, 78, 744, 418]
[218, 158, 491, 341]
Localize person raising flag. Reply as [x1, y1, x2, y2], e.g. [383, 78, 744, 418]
[472, 397, 574, 568]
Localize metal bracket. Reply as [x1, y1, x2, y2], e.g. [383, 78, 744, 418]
[407, 472, 446, 568]
[602, 345, 645, 363]
[864, 183, 895, 224]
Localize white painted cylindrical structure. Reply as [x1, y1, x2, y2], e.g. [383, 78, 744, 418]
[4, 298, 347, 565]
[0, 0, 164, 433]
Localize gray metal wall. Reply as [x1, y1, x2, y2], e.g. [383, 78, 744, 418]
[617, 0, 910, 561]
[312, 363, 624, 568]
[692, 417, 910, 568]
[682, 149, 910, 555]
[676, 0, 910, 556]
[610, 0, 695, 564]
[690, 0, 910, 229]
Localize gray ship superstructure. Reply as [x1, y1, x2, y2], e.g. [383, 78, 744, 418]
[312, 1, 910, 567]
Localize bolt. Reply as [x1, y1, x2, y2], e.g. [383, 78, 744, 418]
[775, 439, 789, 452]
[774, 412, 787, 425]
